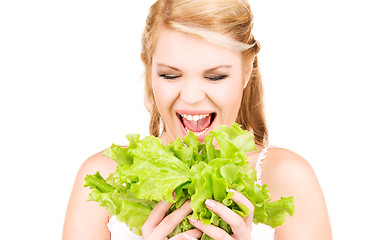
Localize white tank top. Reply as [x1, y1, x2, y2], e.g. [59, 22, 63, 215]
[107, 146, 275, 240]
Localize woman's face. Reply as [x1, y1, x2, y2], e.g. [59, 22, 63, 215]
[151, 29, 251, 144]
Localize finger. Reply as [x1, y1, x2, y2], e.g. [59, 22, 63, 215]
[169, 235, 197, 240]
[153, 200, 193, 237]
[141, 201, 172, 235]
[169, 234, 197, 240]
[183, 228, 203, 238]
[230, 189, 255, 229]
[204, 198, 247, 237]
[188, 218, 233, 240]
[169, 229, 202, 240]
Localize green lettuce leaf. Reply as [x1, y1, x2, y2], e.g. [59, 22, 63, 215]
[84, 123, 295, 238]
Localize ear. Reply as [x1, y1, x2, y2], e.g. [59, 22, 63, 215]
[243, 55, 255, 89]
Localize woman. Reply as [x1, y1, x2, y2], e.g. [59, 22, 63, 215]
[63, 0, 332, 239]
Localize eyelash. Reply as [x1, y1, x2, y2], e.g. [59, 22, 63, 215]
[159, 74, 228, 81]
[159, 74, 180, 80]
[206, 75, 228, 81]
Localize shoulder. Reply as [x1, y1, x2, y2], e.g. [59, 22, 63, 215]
[78, 149, 118, 178]
[264, 148, 313, 179]
[260, 147, 332, 239]
[261, 147, 319, 200]
[63, 149, 117, 239]
[247, 147, 315, 188]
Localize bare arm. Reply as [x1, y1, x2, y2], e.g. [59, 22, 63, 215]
[262, 148, 332, 240]
[62, 151, 117, 240]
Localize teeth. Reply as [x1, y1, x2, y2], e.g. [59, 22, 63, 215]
[181, 114, 209, 122]
[184, 126, 209, 136]
[180, 113, 213, 136]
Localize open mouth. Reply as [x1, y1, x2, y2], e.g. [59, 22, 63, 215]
[176, 112, 217, 137]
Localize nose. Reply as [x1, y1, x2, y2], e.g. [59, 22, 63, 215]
[179, 78, 206, 105]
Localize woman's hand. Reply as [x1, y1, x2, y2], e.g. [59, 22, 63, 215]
[141, 200, 202, 240]
[188, 189, 254, 240]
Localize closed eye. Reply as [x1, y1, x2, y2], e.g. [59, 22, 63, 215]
[159, 74, 181, 80]
[205, 75, 228, 81]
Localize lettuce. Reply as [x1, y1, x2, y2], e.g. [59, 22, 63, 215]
[84, 123, 294, 237]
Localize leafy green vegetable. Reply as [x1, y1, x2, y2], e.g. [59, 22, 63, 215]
[84, 123, 294, 237]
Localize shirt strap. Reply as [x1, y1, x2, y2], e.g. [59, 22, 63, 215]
[255, 145, 271, 185]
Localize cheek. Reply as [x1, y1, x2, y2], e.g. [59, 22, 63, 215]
[152, 79, 178, 114]
[211, 79, 243, 121]
[152, 79, 167, 111]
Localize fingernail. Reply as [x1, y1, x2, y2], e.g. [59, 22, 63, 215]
[205, 199, 216, 208]
[229, 188, 236, 195]
[188, 217, 197, 223]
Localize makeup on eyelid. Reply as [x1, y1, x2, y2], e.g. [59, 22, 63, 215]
[157, 65, 230, 81]
[158, 73, 228, 81]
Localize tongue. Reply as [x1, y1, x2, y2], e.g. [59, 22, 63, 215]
[182, 114, 212, 132]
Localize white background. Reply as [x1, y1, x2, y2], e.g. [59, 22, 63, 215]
[0, 0, 381, 239]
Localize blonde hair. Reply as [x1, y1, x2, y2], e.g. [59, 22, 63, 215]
[141, 0, 268, 147]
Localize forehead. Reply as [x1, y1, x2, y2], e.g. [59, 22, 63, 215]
[152, 29, 242, 70]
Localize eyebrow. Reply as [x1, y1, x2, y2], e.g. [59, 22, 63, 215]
[205, 65, 232, 72]
[157, 63, 181, 71]
[156, 63, 232, 72]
